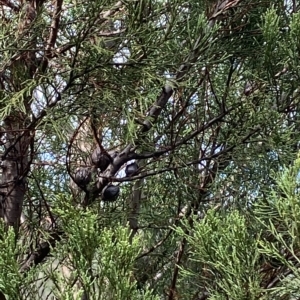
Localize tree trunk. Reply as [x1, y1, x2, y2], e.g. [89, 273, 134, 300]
[0, 1, 36, 229]
[1, 113, 30, 229]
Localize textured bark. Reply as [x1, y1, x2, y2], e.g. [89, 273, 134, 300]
[0, 0, 36, 229]
[1, 114, 31, 229]
[1, 1, 37, 230]
[127, 160, 145, 242]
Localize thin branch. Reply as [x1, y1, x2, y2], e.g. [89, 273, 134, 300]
[41, 0, 63, 72]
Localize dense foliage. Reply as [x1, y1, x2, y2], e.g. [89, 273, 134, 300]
[1, 0, 300, 299]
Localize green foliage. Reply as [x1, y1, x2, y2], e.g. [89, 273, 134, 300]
[0, 223, 21, 300]
[2, 0, 300, 299]
[173, 156, 300, 299]
[0, 195, 158, 300]
[43, 194, 159, 300]
[175, 209, 261, 299]
[253, 157, 300, 299]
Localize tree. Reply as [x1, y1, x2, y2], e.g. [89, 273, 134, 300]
[176, 156, 300, 300]
[1, 0, 300, 299]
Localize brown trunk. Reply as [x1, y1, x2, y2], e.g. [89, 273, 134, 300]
[0, 1, 36, 229]
[0, 291, 6, 300]
[1, 114, 30, 229]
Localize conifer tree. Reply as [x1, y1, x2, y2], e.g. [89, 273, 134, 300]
[1, 0, 300, 299]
